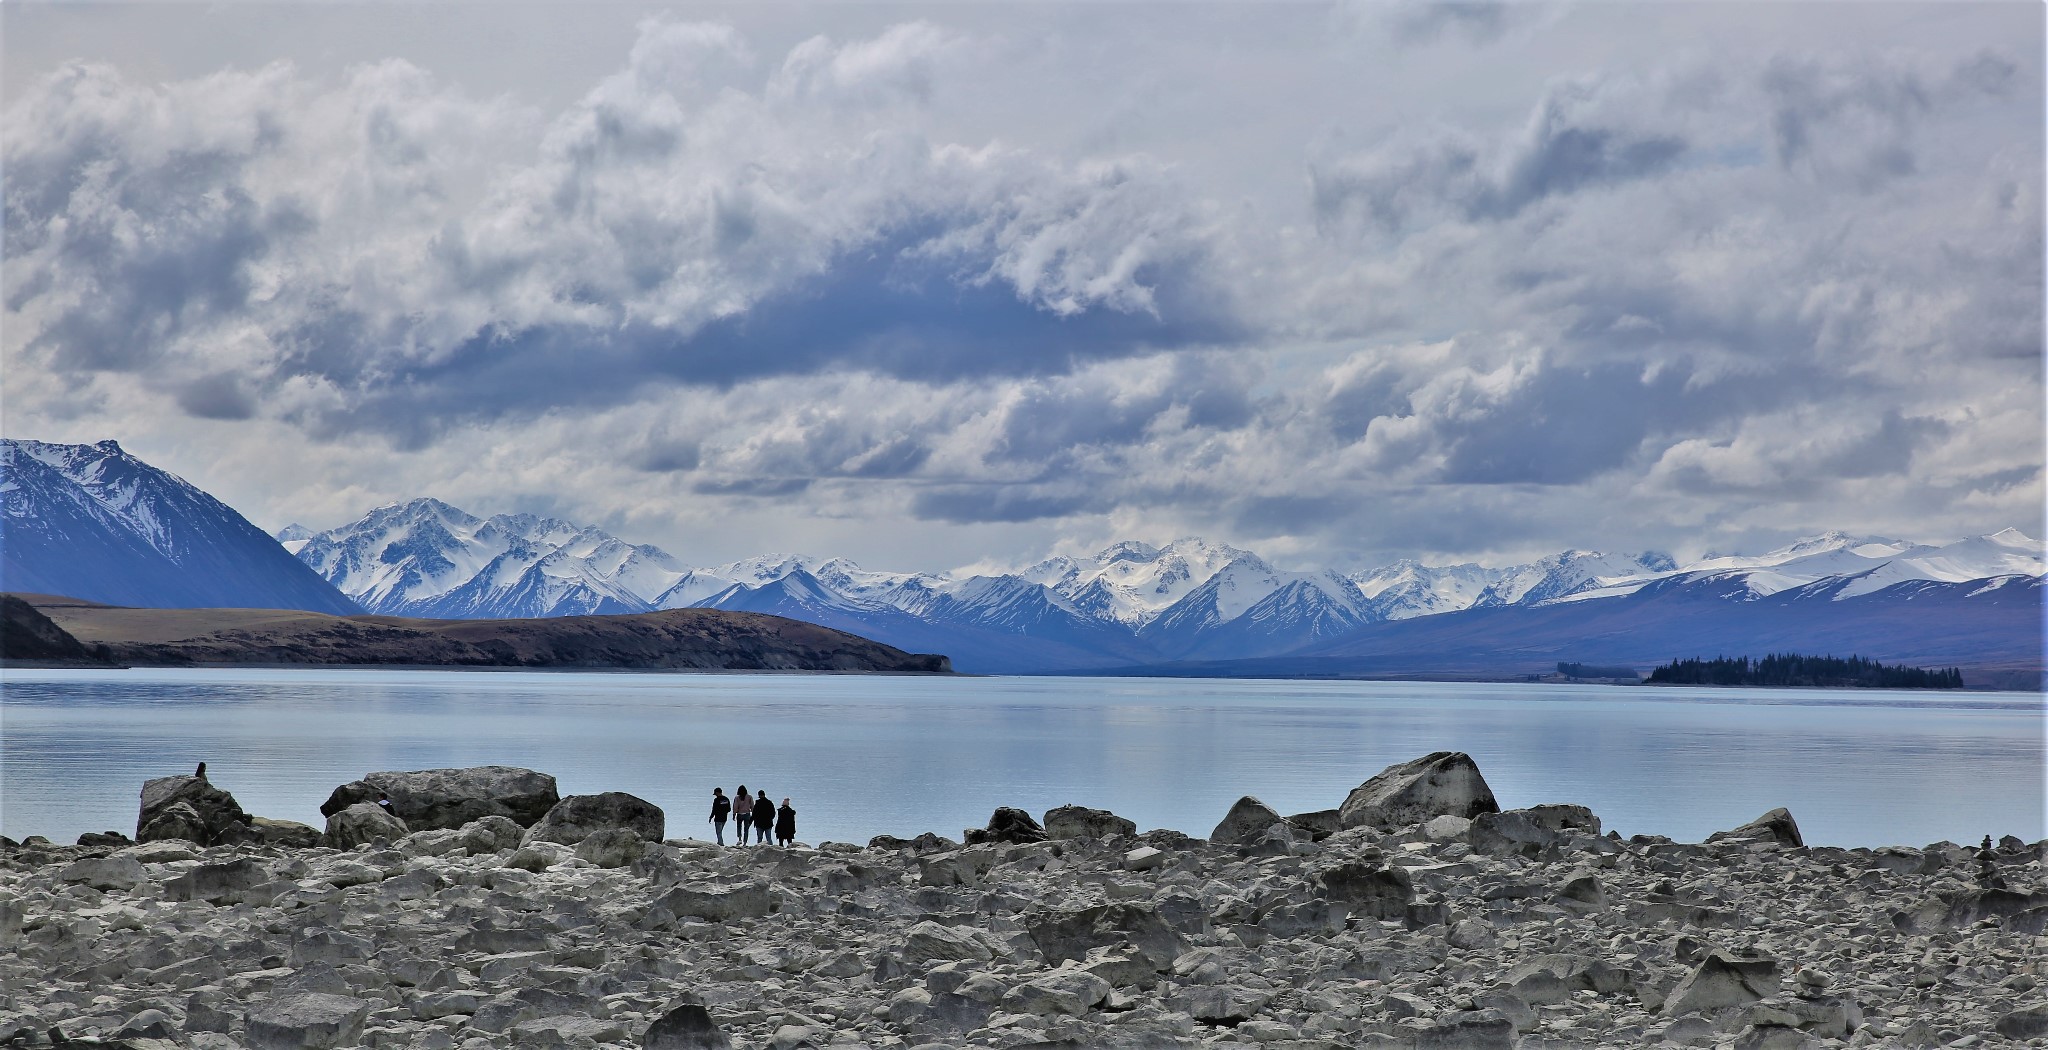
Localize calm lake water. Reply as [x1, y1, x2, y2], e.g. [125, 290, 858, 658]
[1, 669, 2039, 849]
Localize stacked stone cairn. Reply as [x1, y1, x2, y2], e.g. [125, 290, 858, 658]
[2, 751, 2043, 1049]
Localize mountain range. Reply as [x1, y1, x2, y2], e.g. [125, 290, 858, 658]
[278, 494, 2044, 676]
[4, 438, 2039, 681]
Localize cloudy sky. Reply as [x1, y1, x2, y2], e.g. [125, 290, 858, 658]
[4, 2, 2041, 572]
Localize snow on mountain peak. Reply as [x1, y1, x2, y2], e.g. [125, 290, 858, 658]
[1986, 527, 2042, 550]
[284, 497, 2042, 665]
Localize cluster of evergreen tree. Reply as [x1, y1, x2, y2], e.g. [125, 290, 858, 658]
[1556, 662, 1640, 680]
[1646, 653, 1964, 689]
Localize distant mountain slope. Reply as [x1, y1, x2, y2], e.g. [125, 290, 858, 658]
[12, 593, 949, 673]
[291, 496, 2042, 676]
[1106, 573, 2044, 689]
[0, 440, 359, 614]
[291, 498, 683, 619]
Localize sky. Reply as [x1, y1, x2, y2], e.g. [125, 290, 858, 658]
[3, 1, 2042, 573]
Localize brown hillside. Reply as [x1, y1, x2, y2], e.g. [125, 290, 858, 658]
[6, 594, 950, 673]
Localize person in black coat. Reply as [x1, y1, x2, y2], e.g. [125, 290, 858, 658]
[775, 798, 796, 846]
[752, 792, 775, 844]
[709, 787, 731, 846]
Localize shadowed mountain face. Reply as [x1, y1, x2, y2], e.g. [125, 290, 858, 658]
[0, 594, 110, 663]
[1099, 573, 2045, 690]
[0, 439, 360, 615]
[7, 594, 950, 674]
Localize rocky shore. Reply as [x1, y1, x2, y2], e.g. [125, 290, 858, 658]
[3, 753, 2042, 1050]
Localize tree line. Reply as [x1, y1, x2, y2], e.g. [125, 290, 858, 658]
[1555, 662, 1640, 680]
[1644, 653, 1964, 689]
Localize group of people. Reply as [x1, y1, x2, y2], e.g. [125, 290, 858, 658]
[708, 785, 794, 846]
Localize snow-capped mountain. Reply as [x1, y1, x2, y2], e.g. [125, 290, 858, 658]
[1029, 538, 1257, 627]
[1139, 554, 1378, 660]
[290, 498, 686, 619]
[1467, 549, 1679, 608]
[0, 439, 359, 613]
[1548, 528, 2046, 606]
[286, 495, 2041, 675]
[1350, 560, 1505, 620]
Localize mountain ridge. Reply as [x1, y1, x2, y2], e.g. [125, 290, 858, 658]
[0, 439, 360, 614]
[286, 494, 2042, 676]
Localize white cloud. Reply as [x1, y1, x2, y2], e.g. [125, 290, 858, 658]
[2, 8, 2039, 569]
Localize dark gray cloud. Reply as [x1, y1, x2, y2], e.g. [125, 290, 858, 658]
[174, 372, 259, 421]
[911, 483, 1104, 525]
[1312, 80, 1687, 235]
[692, 477, 813, 497]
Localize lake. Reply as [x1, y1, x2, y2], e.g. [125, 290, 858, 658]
[1, 668, 2039, 849]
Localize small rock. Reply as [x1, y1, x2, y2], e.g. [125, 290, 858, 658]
[1123, 846, 1166, 872]
[642, 1000, 732, 1050]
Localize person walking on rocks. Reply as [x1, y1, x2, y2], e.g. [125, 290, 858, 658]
[733, 785, 753, 845]
[776, 797, 796, 846]
[752, 791, 775, 845]
[709, 787, 731, 846]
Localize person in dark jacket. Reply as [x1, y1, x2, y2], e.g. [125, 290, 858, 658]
[733, 785, 753, 845]
[752, 792, 775, 845]
[709, 787, 731, 846]
[775, 798, 796, 846]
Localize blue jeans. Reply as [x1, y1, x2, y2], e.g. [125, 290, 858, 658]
[712, 817, 726, 845]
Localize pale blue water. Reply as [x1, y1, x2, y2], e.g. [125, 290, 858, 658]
[1, 669, 2039, 849]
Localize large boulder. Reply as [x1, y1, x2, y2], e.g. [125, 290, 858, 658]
[963, 807, 1047, 845]
[658, 880, 776, 922]
[1209, 796, 1292, 846]
[1313, 862, 1415, 921]
[136, 774, 252, 846]
[524, 792, 664, 846]
[244, 992, 371, 1050]
[324, 802, 409, 849]
[1338, 751, 1500, 830]
[1665, 950, 1781, 1017]
[166, 857, 270, 905]
[252, 817, 324, 848]
[319, 766, 559, 830]
[1706, 807, 1805, 848]
[643, 1000, 732, 1050]
[1026, 902, 1187, 971]
[58, 854, 147, 891]
[1042, 805, 1137, 840]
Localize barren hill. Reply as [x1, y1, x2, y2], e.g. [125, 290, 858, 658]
[4, 594, 950, 674]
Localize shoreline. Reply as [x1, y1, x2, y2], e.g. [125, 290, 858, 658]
[3, 755, 2042, 1050]
[8, 660, 2038, 693]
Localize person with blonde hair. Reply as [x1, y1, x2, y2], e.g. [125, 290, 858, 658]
[775, 797, 797, 847]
